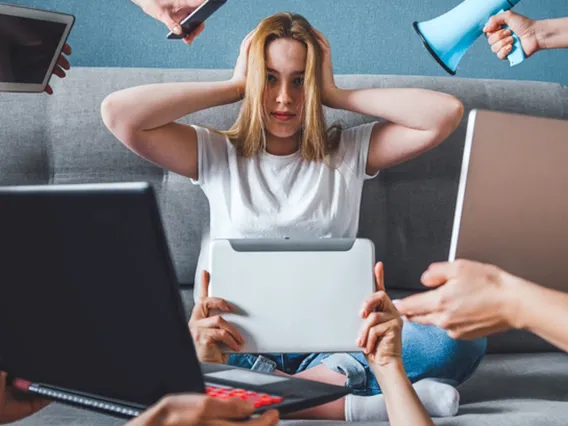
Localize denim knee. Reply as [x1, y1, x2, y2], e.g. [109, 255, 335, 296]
[301, 352, 380, 396]
[401, 321, 487, 385]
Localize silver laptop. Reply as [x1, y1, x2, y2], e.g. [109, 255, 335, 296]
[0, 4, 74, 93]
[450, 109, 568, 292]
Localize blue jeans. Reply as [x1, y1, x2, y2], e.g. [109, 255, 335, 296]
[228, 321, 487, 396]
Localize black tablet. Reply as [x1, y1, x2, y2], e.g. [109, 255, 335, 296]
[0, 4, 74, 93]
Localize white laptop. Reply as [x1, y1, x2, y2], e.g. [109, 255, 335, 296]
[450, 109, 568, 292]
[209, 238, 375, 353]
[0, 4, 74, 93]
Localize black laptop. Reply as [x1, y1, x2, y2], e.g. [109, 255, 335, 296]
[0, 182, 350, 419]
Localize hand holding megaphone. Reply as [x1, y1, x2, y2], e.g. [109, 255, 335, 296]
[483, 11, 540, 60]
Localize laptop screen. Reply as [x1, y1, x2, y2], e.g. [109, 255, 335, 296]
[0, 14, 66, 84]
[0, 183, 206, 407]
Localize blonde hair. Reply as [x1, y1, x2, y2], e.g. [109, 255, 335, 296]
[221, 13, 341, 161]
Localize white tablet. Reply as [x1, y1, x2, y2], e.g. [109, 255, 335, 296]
[0, 4, 74, 93]
[209, 238, 376, 354]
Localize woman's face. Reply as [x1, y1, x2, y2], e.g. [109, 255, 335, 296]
[263, 37, 306, 142]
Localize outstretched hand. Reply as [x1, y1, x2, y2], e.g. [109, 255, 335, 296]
[45, 43, 71, 95]
[396, 260, 520, 339]
[126, 394, 279, 426]
[0, 372, 50, 424]
[134, 0, 206, 44]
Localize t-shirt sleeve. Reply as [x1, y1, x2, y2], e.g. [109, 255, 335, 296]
[339, 121, 380, 181]
[190, 125, 230, 187]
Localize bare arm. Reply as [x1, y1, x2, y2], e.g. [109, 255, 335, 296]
[327, 87, 463, 173]
[101, 30, 254, 180]
[359, 263, 434, 426]
[312, 26, 462, 174]
[485, 13, 568, 59]
[370, 362, 434, 426]
[101, 80, 241, 180]
[510, 276, 568, 352]
[536, 17, 568, 50]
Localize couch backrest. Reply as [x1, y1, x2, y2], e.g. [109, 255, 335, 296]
[1, 68, 567, 353]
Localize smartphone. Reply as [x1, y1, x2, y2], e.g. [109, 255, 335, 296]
[166, 0, 227, 40]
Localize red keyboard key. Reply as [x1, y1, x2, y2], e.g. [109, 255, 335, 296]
[207, 386, 283, 406]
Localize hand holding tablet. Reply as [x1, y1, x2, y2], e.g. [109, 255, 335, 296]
[0, 4, 74, 94]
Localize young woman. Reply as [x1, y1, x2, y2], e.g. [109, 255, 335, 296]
[102, 12, 485, 421]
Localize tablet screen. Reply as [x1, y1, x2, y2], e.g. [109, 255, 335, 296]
[0, 14, 66, 84]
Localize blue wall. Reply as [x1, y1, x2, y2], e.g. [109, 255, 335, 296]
[9, 0, 568, 85]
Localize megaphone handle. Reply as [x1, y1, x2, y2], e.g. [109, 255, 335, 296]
[494, 9, 526, 67]
[505, 26, 526, 66]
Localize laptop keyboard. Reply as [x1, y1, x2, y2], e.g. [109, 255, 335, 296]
[206, 386, 283, 408]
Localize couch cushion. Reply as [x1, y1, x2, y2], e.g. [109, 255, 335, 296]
[11, 353, 568, 426]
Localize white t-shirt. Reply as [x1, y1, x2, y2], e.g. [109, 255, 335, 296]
[191, 122, 378, 299]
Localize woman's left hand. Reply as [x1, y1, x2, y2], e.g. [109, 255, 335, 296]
[357, 262, 404, 368]
[312, 28, 337, 107]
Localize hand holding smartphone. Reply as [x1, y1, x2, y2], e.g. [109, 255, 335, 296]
[166, 0, 227, 40]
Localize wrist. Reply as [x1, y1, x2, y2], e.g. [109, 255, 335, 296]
[500, 269, 529, 330]
[371, 359, 408, 391]
[228, 78, 245, 101]
[371, 358, 405, 379]
[534, 20, 548, 52]
[324, 87, 343, 109]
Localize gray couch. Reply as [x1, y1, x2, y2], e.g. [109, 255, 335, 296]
[2, 68, 568, 425]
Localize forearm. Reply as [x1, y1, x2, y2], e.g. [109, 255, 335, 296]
[370, 361, 433, 426]
[508, 275, 568, 352]
[102, 80, 240, 133]
[536, 18, 568, 50]
[327, 87, 462, 133]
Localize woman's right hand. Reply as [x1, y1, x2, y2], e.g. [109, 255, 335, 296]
[483, 11, 540, 59]
[188, 271, 245, 364]
[230, 29, 257, 99]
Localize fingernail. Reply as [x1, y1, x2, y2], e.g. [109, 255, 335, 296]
[173, 25, 182, 35]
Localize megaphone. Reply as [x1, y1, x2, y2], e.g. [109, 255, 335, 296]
[414, 0, 525, 75]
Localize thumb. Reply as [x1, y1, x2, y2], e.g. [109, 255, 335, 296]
[420, 262, 453, 288]
[200, 270, 210, 299]
[162, 13, 183, 35]
[483, 12, 511, 33]
[374, 262, 385, 292]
